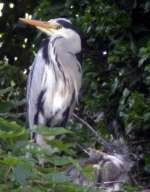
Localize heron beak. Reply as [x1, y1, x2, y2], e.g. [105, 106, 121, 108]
[98, 151, 106, 156]
[19, 18, 61, 34]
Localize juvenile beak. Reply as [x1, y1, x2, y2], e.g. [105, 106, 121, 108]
[19, 18, 60, 29]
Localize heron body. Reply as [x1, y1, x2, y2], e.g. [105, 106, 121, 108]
[20, 18, 82, 146]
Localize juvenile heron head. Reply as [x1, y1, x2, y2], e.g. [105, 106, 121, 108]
[106, 139, 130, 161]
[66, 140, 132, 191]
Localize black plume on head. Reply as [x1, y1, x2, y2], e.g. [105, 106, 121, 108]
[108, 139, 129, 158]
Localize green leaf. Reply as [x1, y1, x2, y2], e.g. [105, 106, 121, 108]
[49, 139, 75, 155]
[17, 141, 58, 157]
[0, 130, 14, 138]
[0, 165, 6, 179]
[111, 77, 119, 93]
[138, 53, 150, 67]
[0, 101, 14, 112]
[0, 184, 8, 191]
[143, 112, 150, 121]
[123, 88, 130, 98]
[68, 157, 82, 172]
[0, 99, 25, 112]
[33, 126, 73, 136]
[0, 87, 13, 96]
[55, 183, 104, 192]
[0, 129, 27, 139]
[1, 156, 25, 166]
[44, 172, 70, 183]
[0, 118, 23, 130]
[49, 156, 71, 166]
[125, 122, 133, 135]
[11, 165, 37, 184]
[120, 88, 130, 105]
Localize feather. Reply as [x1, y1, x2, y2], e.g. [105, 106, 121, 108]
[27, 35, 82, 144]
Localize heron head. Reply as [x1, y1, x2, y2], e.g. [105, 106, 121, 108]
[19, 17, 81, 53]
[20, 18, 80, 39]
[106, 139, 130, 161]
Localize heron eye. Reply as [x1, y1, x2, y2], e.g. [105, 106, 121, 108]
[56, 25, 63, 30]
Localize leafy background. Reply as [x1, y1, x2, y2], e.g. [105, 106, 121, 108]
[0, 0, 150, 191]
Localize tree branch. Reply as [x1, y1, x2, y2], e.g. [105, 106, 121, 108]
[72, 113, 110, 151]
[129, 140, 150, 145]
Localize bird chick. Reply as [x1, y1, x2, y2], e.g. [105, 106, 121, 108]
[66, 140, 132, 192]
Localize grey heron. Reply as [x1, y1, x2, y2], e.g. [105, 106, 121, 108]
[20, 18, 82, 147]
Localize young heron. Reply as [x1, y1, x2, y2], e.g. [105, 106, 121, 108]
[66, 140, 131, 192]
[20, 18, 82, 147]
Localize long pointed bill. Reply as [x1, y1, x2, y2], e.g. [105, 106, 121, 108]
[87, 148, 106, 156]
[19, 18, 60, 29]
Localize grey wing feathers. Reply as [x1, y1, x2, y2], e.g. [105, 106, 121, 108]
[27, 49, 45, 128]
[101, 162, 120, 181]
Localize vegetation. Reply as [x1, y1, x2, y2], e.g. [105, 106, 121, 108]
[0, 0, 150, 191]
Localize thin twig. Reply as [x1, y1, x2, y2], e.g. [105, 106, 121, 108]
[129, 172, 139, 185]
[77, 144, 91, 156]
[129, 140, 150, 145]
[103, 181, 124, 184]
[72, 113, 110, 151]
[136, 150, 141, 184]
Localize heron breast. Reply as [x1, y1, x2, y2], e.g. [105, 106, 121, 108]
[42, 68, 70, 117]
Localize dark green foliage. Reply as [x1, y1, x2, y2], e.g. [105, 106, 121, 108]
[0, 0, 150, 191]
